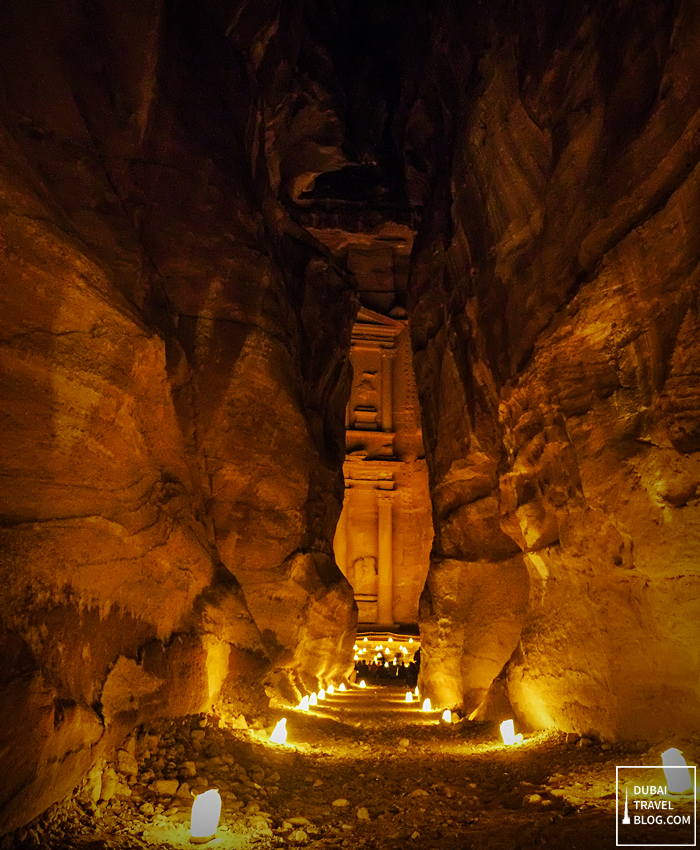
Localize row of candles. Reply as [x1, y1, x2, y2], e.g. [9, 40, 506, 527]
[189, 676, 694, 843]
[352, 637, 416, 667]
[277, 682, 468, 735]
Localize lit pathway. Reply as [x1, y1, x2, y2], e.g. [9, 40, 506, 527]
[264, 682, 626, 848]
[33, 682, 696, 850]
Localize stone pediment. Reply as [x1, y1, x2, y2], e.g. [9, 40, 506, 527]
[356, 306, 406, 327]
[353, 307, 406, 348]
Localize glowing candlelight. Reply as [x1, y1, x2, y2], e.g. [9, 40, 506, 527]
[309, 692, 318, 706]
[500, 719, 523, 745]
[422, 698, 432, 712]
[270, 718, 287, 744]
[339, 682, 347, 691]
[364, 637, 368, 642]
[190, 788, 221, 843]
[405, 692, 413, 703]
[359, 680, 366, 688]
[414, 686, 419, 696]
[328, 684, 335, 694]
[442, 709, 452, 723]
[662, 748, 693, 793]
[354, 654, 359, 661]
[298, 695, 310, 711]
[353, 644, 358, 650]
[318, 688, 326, 700]
[409, 638, 413, 643]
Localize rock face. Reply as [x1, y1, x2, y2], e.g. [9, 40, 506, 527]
[0, 0, 357, 834]
[409, 0, 700, 739]
[1, 0, 699, 838]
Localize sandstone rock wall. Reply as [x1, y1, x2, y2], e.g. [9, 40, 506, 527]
[0, 0, 356, 833]
[2, 0, 699, 835]
[410, 0, 700, 740]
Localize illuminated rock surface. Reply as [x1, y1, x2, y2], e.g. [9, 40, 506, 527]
[409, 0, 700, 743]
[0, 0, 356, 833]
[1, 0, 699, 838]
[7, 688, 699, 849]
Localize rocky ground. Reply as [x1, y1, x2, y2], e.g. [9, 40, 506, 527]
[3, 684, 697, 850]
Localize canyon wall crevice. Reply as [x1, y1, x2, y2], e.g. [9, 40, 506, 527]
[409, 0, 700, 740]
[0, 0, 357, 834]
[1, 0, 700, 837]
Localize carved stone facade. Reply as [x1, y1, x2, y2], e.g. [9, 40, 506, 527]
[309, 225, 434, 627]
[332, 303, 433, 627]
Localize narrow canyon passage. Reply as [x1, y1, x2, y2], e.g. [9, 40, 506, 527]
[1, 0, 699, 844]
[19, 683, 697, 850]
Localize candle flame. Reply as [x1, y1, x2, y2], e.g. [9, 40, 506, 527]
[339, 682, 347, 691]
[359, 679, 366, 688]
[405, 692, 413, 703]
[422, 698, 432, 712]
[298, 695, 310, 711]
[309, 692, 318, 706]
[442, 709, 452, 723]
[318, 688, 326, 700]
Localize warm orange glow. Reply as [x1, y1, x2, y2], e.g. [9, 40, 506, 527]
[190, 789, 221, 842]
[339, 682, 347, 691]
[422, 698, 431, 712]
[328, 684, 335, 694]
[405, 692, 413, 703]
[359, 679, 366, 688]
[309, 692, 318, 706]
[500, 719, 523, 745]
[318, 688, 326, 700]
[298, 696, 310, 711]
[414, 686, 419, 696]
[270, 718, 287, 744]
[442, 709, 452, 723]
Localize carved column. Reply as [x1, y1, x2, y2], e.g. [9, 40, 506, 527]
[376, 492, 394, 626]
[380, 350, 393, 432]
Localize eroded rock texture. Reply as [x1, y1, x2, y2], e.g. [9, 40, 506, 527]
[0, 0, 357, 833]
[410, 1, 700, 740]
[1, 0, 700, 838]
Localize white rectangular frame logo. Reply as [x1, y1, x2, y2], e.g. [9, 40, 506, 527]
[616, 765, 697, 847]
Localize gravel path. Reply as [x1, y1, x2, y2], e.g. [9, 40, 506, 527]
[5, 684, 697, 850]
